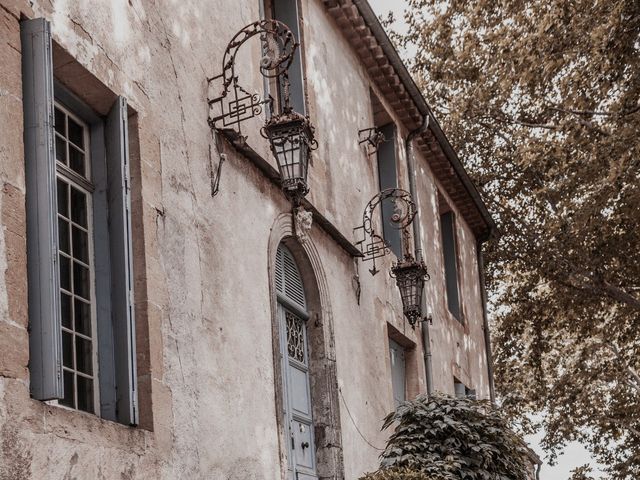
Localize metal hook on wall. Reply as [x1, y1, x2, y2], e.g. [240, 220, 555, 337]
[209, 130, 226, 198]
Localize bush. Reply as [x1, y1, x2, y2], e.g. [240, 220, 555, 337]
[361, 393, 531, 480]
[360, 466, 441, 480]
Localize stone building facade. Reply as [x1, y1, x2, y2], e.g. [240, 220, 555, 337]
[0, 0, 496, 478]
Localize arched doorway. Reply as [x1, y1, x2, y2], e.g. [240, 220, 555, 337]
[275, 244, 317, 479]
[268, 213, 344, 479]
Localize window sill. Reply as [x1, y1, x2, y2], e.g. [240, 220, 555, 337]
[37, 398, 152, 453]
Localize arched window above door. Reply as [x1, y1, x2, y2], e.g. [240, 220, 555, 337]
[276, 244, 307, 312]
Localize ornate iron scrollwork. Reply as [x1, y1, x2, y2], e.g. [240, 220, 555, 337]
[207, 20, 298, 139]
[358, 127, 385, 156]
[207, 20, 317, 208]
[354, 188, 417, 275]
[355, 188, 430, 327]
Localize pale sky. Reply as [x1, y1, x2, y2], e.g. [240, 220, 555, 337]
[366, 0, 604, 477]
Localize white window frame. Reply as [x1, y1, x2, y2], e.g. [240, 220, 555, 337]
[21, 17, 138, 425]
[53, 101, 100, 415]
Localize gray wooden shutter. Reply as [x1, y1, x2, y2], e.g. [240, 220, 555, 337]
[441, 211, 461, 320]
[21, 18, 63, 400]
[389, 339, 406, 407]
[92, 120, 118, 422]
[377, 123, 403, 258]
[106, 97, 138, 425]
[454, 380, 466, 398]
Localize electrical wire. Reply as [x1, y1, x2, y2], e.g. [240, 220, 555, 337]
[338, 387, 385, 451]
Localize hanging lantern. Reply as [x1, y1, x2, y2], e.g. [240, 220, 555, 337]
[262, 110, 317, 205]
[391, 255, 429, 327]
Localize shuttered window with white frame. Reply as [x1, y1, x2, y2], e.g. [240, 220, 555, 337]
[21, 17, 138, 426]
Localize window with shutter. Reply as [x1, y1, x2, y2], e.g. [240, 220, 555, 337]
[269, 0, 306, 114]
[376, 123, 403, 258]
[440, 210, 462, 321]
[389, 339, 406, 407]
[276, 244, 307, 311]
[21, 18, 138, 425]
[454, 378, 475, 399]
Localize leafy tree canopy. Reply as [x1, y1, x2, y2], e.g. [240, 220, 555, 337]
[361, 394, 532, 480]
[388, 1, 640, 478]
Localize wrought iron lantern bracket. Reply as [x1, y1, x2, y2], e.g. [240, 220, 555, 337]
[207, 20, 318, 206]
[354, 188, 417, 275]
[355, 188, 430, 327]
[207, 19, 298, 138]
[358, 127, 385, 156]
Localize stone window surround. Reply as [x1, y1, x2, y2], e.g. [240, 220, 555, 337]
[386, 323, 420, 405]
[16, 32, 157, 440]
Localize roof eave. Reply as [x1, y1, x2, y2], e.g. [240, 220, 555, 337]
[350, 0, 497, 240]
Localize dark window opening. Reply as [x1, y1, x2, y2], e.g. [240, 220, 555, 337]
[271, 0, 305, 114]
[376, 123, 403, 258]
[440, 209, 462, 321]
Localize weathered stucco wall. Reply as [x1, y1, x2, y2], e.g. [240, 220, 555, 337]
[0, 0, 491, 478]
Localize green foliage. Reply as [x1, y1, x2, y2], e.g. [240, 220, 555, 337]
[389, 1, 640, 478]
[360, 466, 439, 480]
[361, 394, 531, 480]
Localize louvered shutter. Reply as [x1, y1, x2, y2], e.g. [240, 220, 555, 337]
[106, 97, 138, 426]
[276, 245, 306, 311]
[21, 18, 63, 400]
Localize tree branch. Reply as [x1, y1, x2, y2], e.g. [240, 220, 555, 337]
[546, 103, 640, 118]
[483, 196, 640, 311]
[603, 342, 640, 394]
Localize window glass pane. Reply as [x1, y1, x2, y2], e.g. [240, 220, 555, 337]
[57, 179, 68, 217]
[69, 145, 85, 177]
[59, 254, 71, 291]
[72, 225, 89, 264]
[61, 370, 74, 408]
[76, 376, 94, 414]
[54, 107, 65, 136]
[58, 218, 70, 254]
[73, 262, 90, 300]
[62, 330, 73, 368]
[70, 187, 87, 227]
[67, 116, 84, 148]
[75, 336, 93, 375]
[54, 101, 97, 417]
[74, 299, 91, 336]
[61, 292, 72, 329]
[55, 135, 67, 165]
